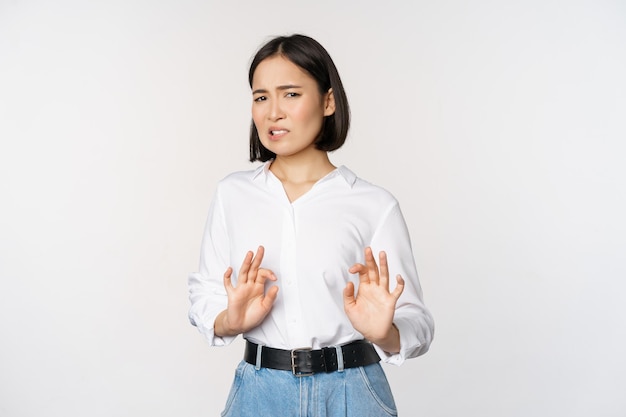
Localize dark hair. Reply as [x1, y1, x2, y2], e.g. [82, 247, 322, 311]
[248, 34, 350, 162]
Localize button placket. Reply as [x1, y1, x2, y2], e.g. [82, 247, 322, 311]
[280, 204, 304, 344]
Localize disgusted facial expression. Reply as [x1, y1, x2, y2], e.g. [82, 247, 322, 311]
[251, 55, 335, 159]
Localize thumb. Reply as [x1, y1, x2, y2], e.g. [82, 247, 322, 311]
[263, 285, 279, 307]
[391, 275, 405, 300]
[343, 281, 356, 305]
[223, 267, 234, 291]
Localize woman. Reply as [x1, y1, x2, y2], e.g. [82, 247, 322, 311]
[188, 34, 434, 417]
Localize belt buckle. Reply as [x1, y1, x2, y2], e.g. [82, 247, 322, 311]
[291, 347, 314, 377]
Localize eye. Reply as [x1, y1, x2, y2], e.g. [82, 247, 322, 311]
[253, 95, 267, 102]
[285, 92, 300, 98]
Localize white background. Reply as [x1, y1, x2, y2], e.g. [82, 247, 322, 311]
[1, 1, 625, 416]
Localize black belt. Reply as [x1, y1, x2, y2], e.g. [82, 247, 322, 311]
[244, 339, 380, 376]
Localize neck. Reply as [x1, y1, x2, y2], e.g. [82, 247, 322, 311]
[270, 149, 335, 183]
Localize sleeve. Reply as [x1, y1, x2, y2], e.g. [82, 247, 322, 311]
[369, 201, 435, 365]
[187, 185, 237, 346]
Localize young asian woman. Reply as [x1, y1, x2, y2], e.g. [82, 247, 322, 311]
[188, 34, 434, 417]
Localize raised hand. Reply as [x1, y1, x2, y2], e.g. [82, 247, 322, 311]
[215, 246, 279, 337]
[343, 247, 404, 353]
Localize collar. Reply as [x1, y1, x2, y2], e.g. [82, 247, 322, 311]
[251, 161, 272, 181]
[251, 160, 357, 188]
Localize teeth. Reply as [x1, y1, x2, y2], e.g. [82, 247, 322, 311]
[271, 130, 287, 135]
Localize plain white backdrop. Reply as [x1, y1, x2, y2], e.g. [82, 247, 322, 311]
[1, 1, 625, 416]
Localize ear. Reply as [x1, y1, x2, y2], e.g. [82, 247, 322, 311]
[323, 88, 336, 116]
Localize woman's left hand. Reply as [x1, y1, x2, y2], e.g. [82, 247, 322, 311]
[343, 247, 405, 353]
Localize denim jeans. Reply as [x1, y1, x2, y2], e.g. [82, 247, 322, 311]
[221, 360, 398, 417]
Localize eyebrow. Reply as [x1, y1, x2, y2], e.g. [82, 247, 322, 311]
[252, 84, 303, 95]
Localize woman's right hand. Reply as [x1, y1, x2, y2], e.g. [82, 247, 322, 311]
[214, 246, 279, 337]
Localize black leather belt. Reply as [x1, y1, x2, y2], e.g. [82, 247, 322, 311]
[244, 339, 380, 376]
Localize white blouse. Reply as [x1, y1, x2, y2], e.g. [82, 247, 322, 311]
[188, 162, 434, 365]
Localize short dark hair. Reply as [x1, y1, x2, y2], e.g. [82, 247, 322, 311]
[248, 34, 351, 162]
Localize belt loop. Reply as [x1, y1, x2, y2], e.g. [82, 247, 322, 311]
[255, 343, 263, 370]
[334, 345, 344, 372]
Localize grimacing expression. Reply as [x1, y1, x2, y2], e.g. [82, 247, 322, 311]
[251, 55, 335, 159]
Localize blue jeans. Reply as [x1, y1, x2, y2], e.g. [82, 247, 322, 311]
[221, 360, 398, 417]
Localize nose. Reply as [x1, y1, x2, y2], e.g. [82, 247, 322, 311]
[268, 98, 285, 121]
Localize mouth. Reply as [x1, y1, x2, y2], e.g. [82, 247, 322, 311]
[268, 129, 289, 140]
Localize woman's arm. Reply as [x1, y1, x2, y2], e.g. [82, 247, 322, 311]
[346, 201, 434, 364]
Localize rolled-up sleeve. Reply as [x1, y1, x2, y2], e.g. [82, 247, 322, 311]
[188, 186, 236, 346]
[370, 202, 435, 365]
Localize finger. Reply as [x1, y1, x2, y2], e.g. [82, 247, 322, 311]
[238, 251, 254, 283]
[254, 268, 277, 285]
[248, 245, 265, 281]
[349, 263, 369, 284]
[343, 281, 356, 307]
[378, 251, 390, 289]
[262, 285, 279, 308]
[391, 275, 405, 300]
[364, 247, 380, 284]
[223, 267, 234, 291]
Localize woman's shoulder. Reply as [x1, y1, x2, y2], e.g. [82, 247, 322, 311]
[340, 166, 399, 206]
[217, 164, 266, 187]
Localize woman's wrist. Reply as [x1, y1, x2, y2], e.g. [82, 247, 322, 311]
[214, 310, 237, 337]
[369, 323, 400, 354]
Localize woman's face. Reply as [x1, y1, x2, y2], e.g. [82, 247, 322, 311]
[251, 55, 335, 159]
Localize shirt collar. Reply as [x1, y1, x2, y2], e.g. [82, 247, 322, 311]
[335, 165, 357, 187]
[251, 160, 357, 188]
[251, 161, 272, 181]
